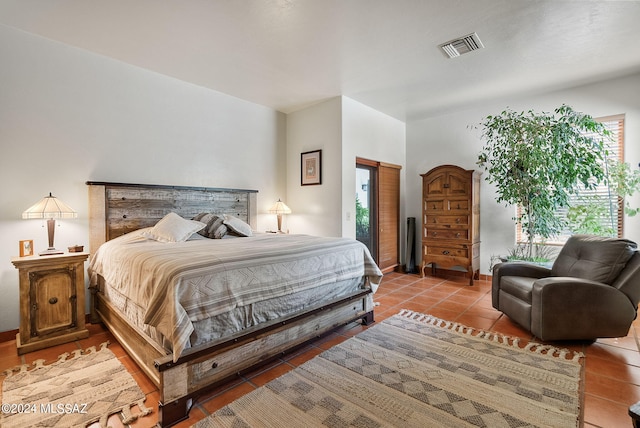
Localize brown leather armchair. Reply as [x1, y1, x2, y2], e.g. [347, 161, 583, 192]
[492, 235, 640, 341]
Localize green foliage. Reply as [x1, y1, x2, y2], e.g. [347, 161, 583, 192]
[566, 195, 616, 236]
[355, 194, 369, 238]
[504, 242, 556, 262]
[477, 105, 612, 257]
[489, 243, 557, 271]
[608, 159, 640, 217]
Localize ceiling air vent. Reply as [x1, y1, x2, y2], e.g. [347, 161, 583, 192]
[439, 32, 484, 58]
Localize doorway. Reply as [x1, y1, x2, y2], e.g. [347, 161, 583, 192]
[356, 157, 401, 273]
[356, 163, 377, 260]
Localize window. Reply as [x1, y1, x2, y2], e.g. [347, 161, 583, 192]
[516, 114, 625, 245]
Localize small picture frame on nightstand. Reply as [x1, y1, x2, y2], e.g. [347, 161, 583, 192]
[19, 240, 34, 257]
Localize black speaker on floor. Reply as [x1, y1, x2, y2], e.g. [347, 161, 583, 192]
[405, 217, 418, 273]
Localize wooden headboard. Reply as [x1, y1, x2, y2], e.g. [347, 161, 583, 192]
[87, 181, 258, 254]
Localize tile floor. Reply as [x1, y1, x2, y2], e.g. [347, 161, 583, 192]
[1, 272, 639, 427]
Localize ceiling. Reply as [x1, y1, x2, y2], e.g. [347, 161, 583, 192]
[1, 0, 640, 121]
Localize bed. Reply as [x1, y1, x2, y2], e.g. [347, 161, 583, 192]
[86, 181, 381, 427]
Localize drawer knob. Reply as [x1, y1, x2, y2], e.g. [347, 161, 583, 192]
[456, 233, 461, 238]
[456, 218, 460, 224]
[442, 250, 450, 255]
[49, 297, 58, 305]
[432, 232, 437, 237]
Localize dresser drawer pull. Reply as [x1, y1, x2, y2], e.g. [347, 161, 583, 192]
[456, 218, 460, 224]
[432, 232, 437, 237]
[442, 250, 450, 255]
[49, 297, 58, 305]
[456, 232, 461, 238]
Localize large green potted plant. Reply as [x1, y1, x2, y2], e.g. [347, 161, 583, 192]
[477, 105, 612, 258]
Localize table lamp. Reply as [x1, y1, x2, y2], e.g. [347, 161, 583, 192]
[22, 192, 77, 255]
[268, 198, 291, 233]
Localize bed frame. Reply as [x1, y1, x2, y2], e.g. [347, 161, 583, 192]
[86, 181, 375, 427]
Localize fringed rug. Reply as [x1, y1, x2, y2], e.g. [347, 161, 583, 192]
[196, 310, 585, 428]
[1, 342, 152, 428]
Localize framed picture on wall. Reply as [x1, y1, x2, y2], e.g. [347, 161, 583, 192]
[19, 240, 34, 257]
[301, 150, 322, 186]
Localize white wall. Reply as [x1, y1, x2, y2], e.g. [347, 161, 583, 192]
[341, 97, 406, 242]
[406, 72, 640, 275]
[285, 96, 406, 244]
[285, 97, 343, 237]
[0, 25, 287, 332]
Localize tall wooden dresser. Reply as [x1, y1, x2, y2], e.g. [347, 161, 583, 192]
[420, 165, 480, 285]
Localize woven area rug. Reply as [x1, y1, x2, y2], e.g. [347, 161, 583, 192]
[196, 310, 585, 428]
[1, 342, 152, 428]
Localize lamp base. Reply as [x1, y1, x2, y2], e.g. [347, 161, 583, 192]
[39, 248, 63, 256]
[40, 218, 63, 255]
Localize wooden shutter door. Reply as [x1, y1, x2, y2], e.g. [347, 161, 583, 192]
[378, 163, 401, 272]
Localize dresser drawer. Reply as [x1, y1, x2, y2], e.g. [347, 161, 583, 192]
[447, 199, 469, 211]
[424, 228, 469, 240]
[425, 215, 469, 227]
[424, 244, 470, 259]
[424, 199, 445, 211]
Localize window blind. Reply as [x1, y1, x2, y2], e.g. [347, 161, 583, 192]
[516, 114, 625, 244]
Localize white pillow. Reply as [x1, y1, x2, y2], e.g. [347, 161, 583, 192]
[223, 214, 253, 237]
[142, 212, 206, 243]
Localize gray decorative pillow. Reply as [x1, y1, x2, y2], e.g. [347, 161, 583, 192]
[192, 213, 228, 239]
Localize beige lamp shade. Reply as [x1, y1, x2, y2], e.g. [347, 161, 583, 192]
[268, 199, 291, 232]
[22, 192, 78, 219]
[23, 193, 77, 255]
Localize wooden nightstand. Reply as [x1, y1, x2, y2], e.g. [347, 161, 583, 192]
[11, 252, 90, 354]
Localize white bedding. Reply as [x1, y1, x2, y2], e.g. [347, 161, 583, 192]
[88, 230, 382, 361]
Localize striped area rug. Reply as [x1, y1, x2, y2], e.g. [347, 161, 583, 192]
[196, 310, 584, 427]
[1, 342, 152, 428]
